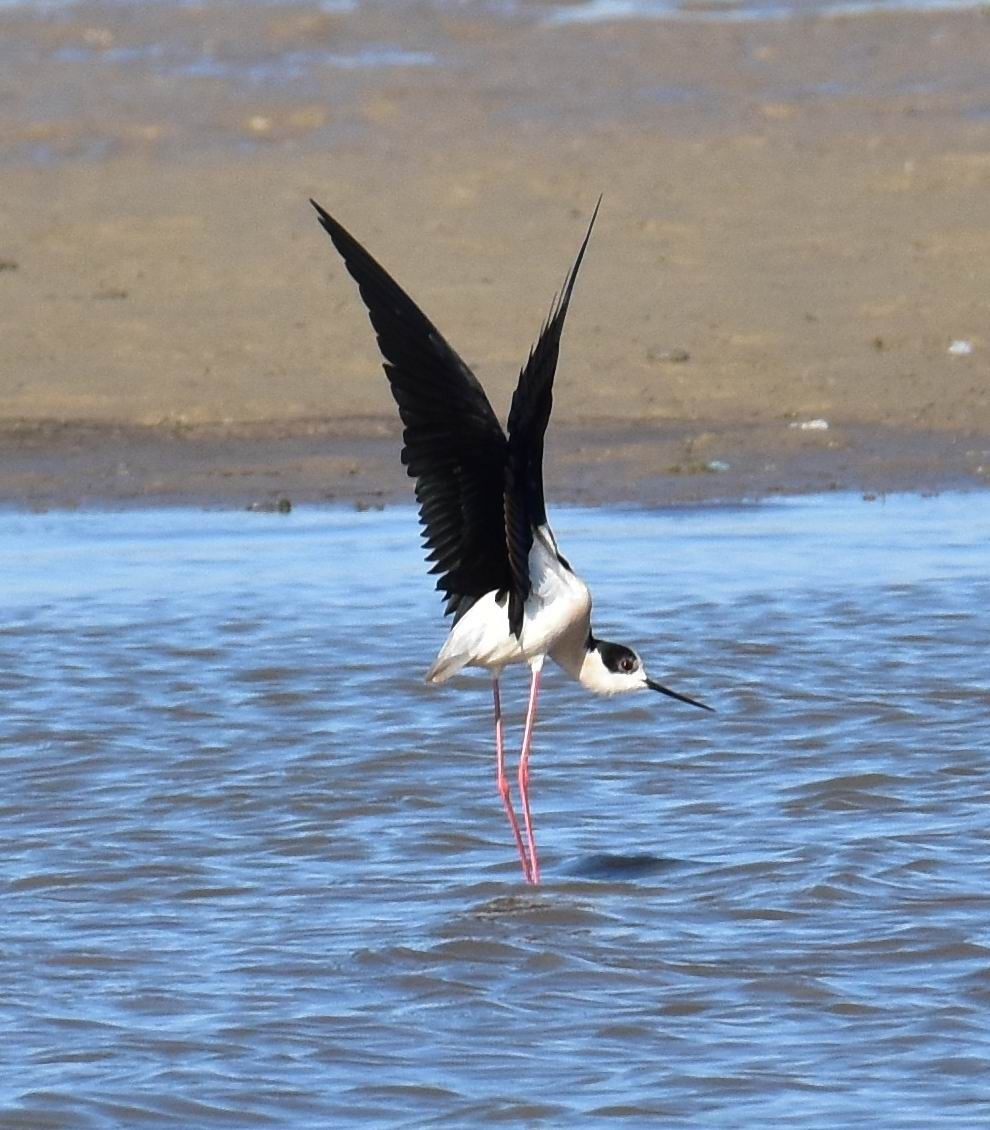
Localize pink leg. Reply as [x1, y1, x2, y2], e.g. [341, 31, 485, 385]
[518, 662, 543, 885]
[493, 677, 532, 883]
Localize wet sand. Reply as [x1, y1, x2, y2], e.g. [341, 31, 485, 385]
[2, 2, 989, 508]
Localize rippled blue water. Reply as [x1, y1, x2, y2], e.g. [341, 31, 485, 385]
[2, 494, 988, 1127]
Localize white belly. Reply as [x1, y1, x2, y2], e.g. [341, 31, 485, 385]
[425, 529, 591, 682]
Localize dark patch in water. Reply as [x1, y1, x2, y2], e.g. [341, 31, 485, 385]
[569, 852, 683, 880]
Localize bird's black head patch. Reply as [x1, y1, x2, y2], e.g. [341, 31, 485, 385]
[596, 640, 641, 675]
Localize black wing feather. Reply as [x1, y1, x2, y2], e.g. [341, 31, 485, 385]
[311, 200, 510, 618]
[503, 197, 601, 635]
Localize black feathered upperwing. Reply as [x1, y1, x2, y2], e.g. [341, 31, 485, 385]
[503, 198, 601, 636]
[311, 201, 511, 620]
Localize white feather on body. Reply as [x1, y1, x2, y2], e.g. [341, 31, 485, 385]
[425, 527, 591, 683]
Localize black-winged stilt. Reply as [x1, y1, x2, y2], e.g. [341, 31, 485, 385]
[312, 197, 712, 884]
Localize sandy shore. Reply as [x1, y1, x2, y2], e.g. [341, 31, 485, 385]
[2, 2, 989, 508]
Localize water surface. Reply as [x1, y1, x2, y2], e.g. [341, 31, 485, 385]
[2, 494, 988, 1126]
[2, 0, 987, 21]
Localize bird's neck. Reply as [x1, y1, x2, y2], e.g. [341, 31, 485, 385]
[551, 634, 607, 693]
[575, 644, 620, 695]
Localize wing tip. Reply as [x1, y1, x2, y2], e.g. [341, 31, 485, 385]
[564, 195, 602, 296]
[540, 194, 604, 335]
[310, 197, 338, 239]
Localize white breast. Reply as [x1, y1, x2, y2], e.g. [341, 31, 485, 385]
[522, 528, 592, 658]
[425, 526, 592, 683]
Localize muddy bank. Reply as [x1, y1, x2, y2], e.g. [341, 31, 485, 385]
[1, 416, 984, 511]
[1, 3, 989, 507]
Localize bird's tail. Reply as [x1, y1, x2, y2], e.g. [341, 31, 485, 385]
[424, 647, 470, 685]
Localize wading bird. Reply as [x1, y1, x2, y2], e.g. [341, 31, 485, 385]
[312, 198, 711, 883]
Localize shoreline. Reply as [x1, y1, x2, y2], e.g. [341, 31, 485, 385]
[3, 5, 990, 511]
[2, 415, 986, 512]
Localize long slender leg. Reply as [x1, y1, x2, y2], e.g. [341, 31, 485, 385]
[493, 677, 532, 883]
[518, 659, 544, 885]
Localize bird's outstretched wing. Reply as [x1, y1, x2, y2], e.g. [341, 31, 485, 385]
[312, 200, 511, 619]
[504, 198, 601, 635]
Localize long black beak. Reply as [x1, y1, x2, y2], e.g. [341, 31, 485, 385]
[646, 679, 714, 712]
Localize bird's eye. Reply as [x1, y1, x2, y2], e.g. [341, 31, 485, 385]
[620, 656, 637, 673]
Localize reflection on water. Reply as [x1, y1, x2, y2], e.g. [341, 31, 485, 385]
[50, 42, 436, 84]
[2, 0, 986, 21]
[3, 0, 982, 167]
[2, 494, 988, 1127]
[549, 0, 989, 23]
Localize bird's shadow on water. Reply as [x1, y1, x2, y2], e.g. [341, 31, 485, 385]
[561, 852, 686, 881]
[453, 855, 699, 922]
